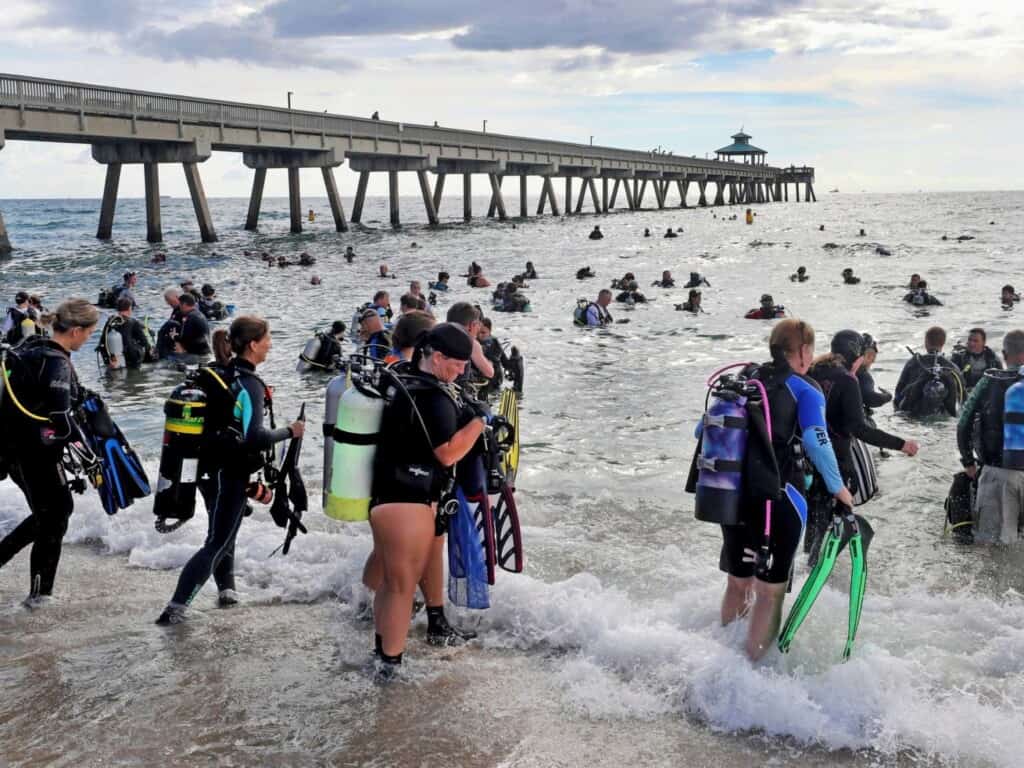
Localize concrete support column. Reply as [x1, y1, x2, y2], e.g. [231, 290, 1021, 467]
[697, 181, 708, 207]
[795, 183, 801, 202]
[807, 183, 816, 202]
[488, 173, 507, 220]
[609, 179, 620, 209]
[713, 182, 725, 207]
[245, 167, 267, 231]
[417, 169, 439, 226]
[432, 172, 446, 213]
[183, 161, 217, 243]
[97, 162, 121, 239]
[636, 179, 647, 209]
[564, 177, 573, 215]
[602, 178, 609, 213]
[624, 179, 636, 210]
[143, 162, 162, 243]
[322, 166, 349, 231]
[0, 211, 11, 256]
[287, 166, 302, 234]
[784, 183, 788, 202]
[654, 180, 666, 209]
[538, 177, 560, 216]
[574, 178, 587, 214]
[487, 174, 505, 219]
[519, 174, 528, 218]
[388, 170, 400, 227]
[463, 173, 472, 221]
[588, 178, 601, 213]
[351, 171, 370, 224]
[680, 180, 690, 207]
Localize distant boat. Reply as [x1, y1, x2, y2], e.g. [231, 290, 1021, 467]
[829, 188, 839, 193]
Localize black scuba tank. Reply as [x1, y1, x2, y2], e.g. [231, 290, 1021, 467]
[153, 380, 208, 531]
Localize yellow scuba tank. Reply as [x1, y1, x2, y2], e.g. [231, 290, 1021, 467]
[321, 371, 351, 508]
[153, 381, 209, 530]
[324, 380, 383, 522]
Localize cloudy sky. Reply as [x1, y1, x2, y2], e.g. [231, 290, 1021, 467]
[1, 0, 1021, 198]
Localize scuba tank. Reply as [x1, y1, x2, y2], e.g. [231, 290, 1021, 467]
[572, 299, 590, 326]
[694, 382, 749, 526]
[507, 346, 525, 395]
[322, 372, 350, 508]
[297, 334, 323, 373]
[324, 376, 384, 522]
[153, 380, 208, 531]
[1002, 377, 1024, 469]
[103, 319, 125, 368]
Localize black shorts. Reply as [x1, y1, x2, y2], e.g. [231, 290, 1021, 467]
[719, 493, 805, 584]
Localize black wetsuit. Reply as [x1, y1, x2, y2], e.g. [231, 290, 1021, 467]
[951, 346, 1002, 390]
[0, 338, 83, 596]
[178, 310, 211, 356]
[857, 367, 892, 410]
[372, 371, 459, 507]
[118, 315, 153, 367]
[894, 354, 963, 416]
[169, 359, 291, 606]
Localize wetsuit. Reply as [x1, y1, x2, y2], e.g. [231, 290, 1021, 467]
[744, 307, 786, 319]
[584, 303, 612, 327]
[372, 370, 459, 507]
[364, 330, 392, 362]
[951, 346, 1002, 390]
[719, 361, 843, 584]
[2, 305, 37, 345]
[0, 338, 84, 596]
[893, 353, 963, 416]
[178, 310, 211, 356]
[857, 367, 892, 410]
[903, 290, 942, 306]
[168, 358, 291, 606]
[116, 315, 153, 367]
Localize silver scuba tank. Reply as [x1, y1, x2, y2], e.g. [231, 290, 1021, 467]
[297, 334, 323, 373]
[322, 371, 350, 507]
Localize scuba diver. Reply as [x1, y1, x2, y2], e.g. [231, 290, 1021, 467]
[744, 294, 786, 319]
[904, 279, 942, 306]
[358, 308, 392, 363]
[297, 320, 347, 373]
[491, 282, 530, 313]
[804, 330, 919, 560]
[790, 266, 809, 283]
[446, 303, 495, 385]
[98, 298, 155, 369]
[523, 261, 538, 279]
[643, 228, 651, 237]
[857, 334, 892, 412]
[664, 228, 678, 238]
[379, 264, 396, 279]
[198, 284, 229, 321]
[429, 271, 450, 292]
[687, 318, 854, 660]
[0, 299, 100, 604]
[3, 291, 39, 345]
[97, 271, 138, 310]
[951, 328, 1002, 391]
[369, 323, 487, 679]
[610, 272, 636, 290]
[684, 272, 710, 289]
[467, 263, 491, 288]
[745, 208, 754, 225]
[957, 329, 1024, 544]
[893, 326, 965, 417]
[156, 316, 305, 624]
[675, 289, 704, 313]
[399, 293, 428, 315]
[576, 266, 596, 280]
[588, 226, 604, 240]
[298, 252, 316, 267]
[384, 310, 435, 365]
[1002, 284, 1020, 308]
[344, 246, 356, 263]
[574, 289, 613, 327]
[174, 294, 212, 357]
[616, 286, 647, 305]
[908, 274, 922, 290]
[841, 268, 861, 285]
[652, 270, 675, 288]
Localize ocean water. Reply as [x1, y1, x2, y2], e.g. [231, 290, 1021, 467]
[1, 190, 1023, 767]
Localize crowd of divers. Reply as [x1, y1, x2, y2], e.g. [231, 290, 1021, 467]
[0, 213, 1021, 679]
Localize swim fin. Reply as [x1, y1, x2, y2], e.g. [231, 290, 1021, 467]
[842, 514, 873, 660]
[81, 395, 151, 515]
[778, 514, 843, 654]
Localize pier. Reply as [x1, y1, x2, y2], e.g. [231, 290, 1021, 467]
[0, 74, 815, 252]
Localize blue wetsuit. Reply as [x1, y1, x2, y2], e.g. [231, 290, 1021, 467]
[719, 362, 843, 583]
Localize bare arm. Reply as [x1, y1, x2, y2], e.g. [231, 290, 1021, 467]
[434, 418, 485, 467]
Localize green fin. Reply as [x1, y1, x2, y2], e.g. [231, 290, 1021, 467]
[842, 531, 869, 661]
[778, 521, 843, 654]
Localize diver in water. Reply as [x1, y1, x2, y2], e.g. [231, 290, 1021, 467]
[893, 326, 965, 416]
[664, 228, 678, 239]
[523, 261, 538, 279]
[857, 334, 891, 412]
[297, 320, 347, 372]
[588, 226, 604, 240]
[576, 266, 596, 280]
[359, 308, 392, 362]
[157, 317, 304, 624]
[684, 272, 710, 289]
[1001, 284, 1020, 308]
[744, 294, 786, 319]
[675, 289, 704, 313]
[344, 246, 356, 263]
[652, 270, 675, 288]
[577, 289, 613, 327]
[643, 228, 651, 237]
[697, 318, 853, 660]
[951, 327, 1002, 391]
[101, 298, 154, 369]
[2, 291, 39, 345]
[175, 294, 212, 357]
[0, 299, 100, 604]
[904, 279, 942, 306]
[908, 274, 922, 290]
[841, 268, 861, 285]
[467, 263, 491, 288]
[790, 266, 809, 283]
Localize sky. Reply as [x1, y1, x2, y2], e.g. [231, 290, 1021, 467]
[0, 0, 1021, 198]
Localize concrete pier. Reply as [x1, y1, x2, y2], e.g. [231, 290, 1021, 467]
[0, 211, 11, 255]
[288, 167, 302, 233]
[0, 73, 815, 245]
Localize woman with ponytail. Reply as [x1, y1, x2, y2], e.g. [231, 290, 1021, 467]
[717, 318, 854, 660]
[0, 298, 98, 604]
[156, 316, 304, 625]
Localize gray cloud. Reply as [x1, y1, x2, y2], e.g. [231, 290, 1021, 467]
[28, 0, 210, 30]
[552, 51, 619, 72]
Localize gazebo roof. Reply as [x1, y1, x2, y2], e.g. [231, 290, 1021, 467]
[716, 142, 766, 154]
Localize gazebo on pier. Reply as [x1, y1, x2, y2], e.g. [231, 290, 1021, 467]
[715, 130, 767, 166]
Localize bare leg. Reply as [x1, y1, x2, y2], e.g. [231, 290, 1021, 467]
[369, 503, 435, 657]
[420, 535, 446, 607]
[745, 580, 788, 661]
[721, 575, 753, 625]
[362, 550, 382, 592]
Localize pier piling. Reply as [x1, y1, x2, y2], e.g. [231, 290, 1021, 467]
[322, 166, 349, 231]
[97, 162, 121, 240]
[183, 161, 217, 242]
